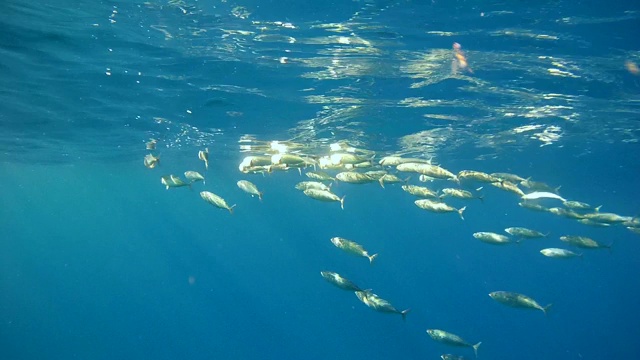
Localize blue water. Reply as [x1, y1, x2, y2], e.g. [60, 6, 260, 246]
[2, 1, 640, 359]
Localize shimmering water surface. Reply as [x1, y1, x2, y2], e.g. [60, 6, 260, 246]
[1, 1, 640, 359]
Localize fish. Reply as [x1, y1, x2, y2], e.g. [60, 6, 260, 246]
[295, 181, 331, 192]
[504, 227, 547, 239]
[472, 232, 514, 245]
[540, 248, 583, 259]
[491, 180, 525, 197]
[402, 185, 439, 198]
[520, 178, 561, 193]
[457, 170, 499, 183]
[200, 191, 235, 213]
[491, 172, 525, 182]
[518, 202, 550, 212]
[397, 163, 458, 182]
[441, 355, 468, 360]
[320, 271, 362, 292]
[305, 171, 335, 182]
[521, 192, 566, 202]
[184, 170, 205, 184]
[145, 138, 157, 150]
[560, 236, 611, 250]
[582, 212, 633, 224]
[329, 152, 372, 166]
[237, 180, 263, 200]
[563, 200, 601, 211]
[379, 156, 431, 166]
[489, 291, 552, 316]
[271, 153, 307, 166]
[144, 153, 160, 169]
[440, 188, 483, 202]
[198, 148, 210, 170]
[415, 199, 466, 220]
[355, 290, 410, 320]
[160, 175, 191, 190]
[303, 189, 345, 209]
[330, 237, 378, 264]
[577, 219, 611, 227]
[426, 329, 481, 358]
[378, 173, 409, 188]
[335, 171, 376, 184]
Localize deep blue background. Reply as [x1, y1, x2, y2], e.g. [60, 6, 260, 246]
[1, 1, 640, 359]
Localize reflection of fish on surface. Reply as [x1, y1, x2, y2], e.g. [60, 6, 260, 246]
[452, 42, 473, 75]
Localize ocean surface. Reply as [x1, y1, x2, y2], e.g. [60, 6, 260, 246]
[1, 0, 640, 359]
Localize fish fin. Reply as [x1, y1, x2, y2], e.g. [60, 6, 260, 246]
[298, 168, 302, 176]
[477, 194, 484, 203]
[340, 195, 346, 210]
[400, 308, 411, 321]
[379, 178, 385, 189]
[594, 205, 602, 212]
[472, 342, 482, 358]
[554, 185, 562, 194]
[458, 206, 467, 221]
[542, 304, 552, 316]
[229, 204, 236, 214]
[368, 253, 379, 265]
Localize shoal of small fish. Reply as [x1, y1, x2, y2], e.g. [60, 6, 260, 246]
[143, 138, 639, 358]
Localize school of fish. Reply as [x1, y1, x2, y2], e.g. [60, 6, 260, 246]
[143, 136, 638, 359]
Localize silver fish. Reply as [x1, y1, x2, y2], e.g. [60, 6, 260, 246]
[200, 191, 235, 214]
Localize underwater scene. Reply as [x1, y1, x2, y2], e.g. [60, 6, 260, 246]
[1, 0, 640, 359]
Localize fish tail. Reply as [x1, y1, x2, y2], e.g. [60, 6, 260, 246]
[379, 178, 385, 189]
[403, 176, 411, 184]
[340, 195, 346, 210]
[472, 342, 482, 358]
[298, 168, 302, 176]
[458, 206, 467, 220]
[368, 253, 379, 265]
[400, 308, 411, 321]
[594, 205, 602, 212]
[229, 204, 236, 214]
[477, 194, 484, 203]
[542, 304, 553, 316]
[258, 192, 263, 202]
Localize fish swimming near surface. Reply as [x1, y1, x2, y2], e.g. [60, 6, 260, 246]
[521, 191, 566, 202]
